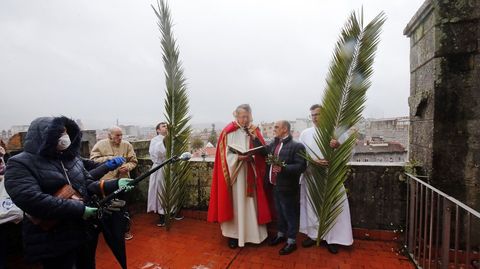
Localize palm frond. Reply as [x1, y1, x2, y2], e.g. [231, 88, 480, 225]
[305, 10, 385, 244]
[152, 0, 191, 230]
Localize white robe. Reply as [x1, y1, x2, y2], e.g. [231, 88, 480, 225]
[220, 128, 268, 247]
[299, 127, 353, 246]
[147, 134, 166, 214]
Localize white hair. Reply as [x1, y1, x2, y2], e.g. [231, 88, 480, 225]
[109, 126, 122, 134]
[233, 104, 252, 117]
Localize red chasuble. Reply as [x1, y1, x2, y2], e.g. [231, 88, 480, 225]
[207, 121, 271, 224]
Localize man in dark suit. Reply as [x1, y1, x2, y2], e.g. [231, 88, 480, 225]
[262, 120, 307, 255]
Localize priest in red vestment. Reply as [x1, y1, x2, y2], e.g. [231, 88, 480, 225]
[208, 104, 271, 248]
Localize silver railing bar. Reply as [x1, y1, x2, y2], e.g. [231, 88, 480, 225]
[428, 189, 434, 269]
[454, 205, 459, 268]
[414, 180, 419, 258]
[412, 181, 418, 257]
[434, 193, 440, 269]
[419, 184, 424, 263]
[408, 177, 414, 252]
[465, 213, 471, 269]
[423, 188, 429, 268]
[405, 173, 480, 218]
[441, 199, 452, 269]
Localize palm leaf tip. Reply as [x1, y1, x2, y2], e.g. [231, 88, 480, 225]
[152, 0, 191, 230]
[307, 9, 385, 240]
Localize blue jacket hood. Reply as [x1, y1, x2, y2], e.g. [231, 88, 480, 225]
[23, 116, 82, 160]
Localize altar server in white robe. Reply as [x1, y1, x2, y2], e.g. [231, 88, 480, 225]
[299, 104, 353, 254]
[147, 122, 184, 227]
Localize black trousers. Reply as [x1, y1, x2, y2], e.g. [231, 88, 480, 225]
[41, 243, 91, 269]
[41, 222, 100, 269]
[273, 187, 300, 241]
[0, 224, 5, 269]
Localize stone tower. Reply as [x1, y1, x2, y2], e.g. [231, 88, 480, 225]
[404, 0, 480, 208]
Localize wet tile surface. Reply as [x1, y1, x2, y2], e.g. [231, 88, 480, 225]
[96, 214, 414, 269]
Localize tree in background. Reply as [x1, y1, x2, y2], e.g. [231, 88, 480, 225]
[208, 123, 217, 146]
[191, 137, 204, 151]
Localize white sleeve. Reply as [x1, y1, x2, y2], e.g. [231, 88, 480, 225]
[299, 130, 306, 145]
[149, 138, 159, 161]
[149, 136, 166, 161]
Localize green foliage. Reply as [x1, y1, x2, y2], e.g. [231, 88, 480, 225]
[191, 137, 204, 150]
[152, 0, 191, 230]
[405, 159, 422, 176]
[304, 10, 386, 244]
[208, 124, 217, 146]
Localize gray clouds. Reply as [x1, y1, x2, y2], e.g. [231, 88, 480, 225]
[0, 0, 424, 130]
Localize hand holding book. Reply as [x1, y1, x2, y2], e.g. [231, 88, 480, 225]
[228, 144, 265, 156]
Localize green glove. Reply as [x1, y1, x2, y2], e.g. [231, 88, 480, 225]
[118, 178, 134, 192]
[83, 206, 98, 220]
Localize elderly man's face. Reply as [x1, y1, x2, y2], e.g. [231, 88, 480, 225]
[236, 109, 251, 127]
[273, 121, 288, 138]
[157, 124, 168, 136]
[109, 129, 123, 145]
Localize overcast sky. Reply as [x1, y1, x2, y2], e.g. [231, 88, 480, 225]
[0, 0, 424, 130]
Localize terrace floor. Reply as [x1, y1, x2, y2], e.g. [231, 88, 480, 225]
[95, 213, 414, 269]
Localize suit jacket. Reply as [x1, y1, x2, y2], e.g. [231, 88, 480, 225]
[263, 135, 307, 192]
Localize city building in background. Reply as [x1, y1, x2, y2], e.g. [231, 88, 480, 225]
[352, 137, 407, 163]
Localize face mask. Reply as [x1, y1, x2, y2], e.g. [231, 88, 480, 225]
[57, 133, 71, 151]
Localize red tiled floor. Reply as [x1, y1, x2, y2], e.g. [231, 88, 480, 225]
[95, 214, 415, 269]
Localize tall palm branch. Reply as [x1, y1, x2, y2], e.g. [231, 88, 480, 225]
[152, 0, 191, 230]
[304, 10, 386, 244]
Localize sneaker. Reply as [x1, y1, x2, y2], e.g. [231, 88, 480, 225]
[174, 212, 184, 220]
[124, 231, 133, 240]
[156, 214, 166, 227]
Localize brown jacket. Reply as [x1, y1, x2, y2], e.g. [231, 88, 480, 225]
[90, 139, 138, 180]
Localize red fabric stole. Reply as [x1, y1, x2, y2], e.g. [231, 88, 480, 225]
[207, 121, 271, 225]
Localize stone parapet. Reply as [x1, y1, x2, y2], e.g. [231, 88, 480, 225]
[130, 160, 407, 231]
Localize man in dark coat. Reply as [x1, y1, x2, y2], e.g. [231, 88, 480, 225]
[4, 116, 132, 269]
[261, 120, 307, 255]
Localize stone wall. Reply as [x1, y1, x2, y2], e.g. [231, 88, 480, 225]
[404, 1, 436, 173]
[7, 130, 97, 158]
[131, 160, 407, 231]
[79, 130, 96, 158]
[405, 0, 480, 210]
[346, 163, 407, 230]
[130, 140, 151, 159]
[6, 131, 408, 230]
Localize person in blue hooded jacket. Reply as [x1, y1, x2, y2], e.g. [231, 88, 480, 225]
[4, 116, 133, 269]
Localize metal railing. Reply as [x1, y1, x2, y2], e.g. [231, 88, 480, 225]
[405, 173, 480, 269]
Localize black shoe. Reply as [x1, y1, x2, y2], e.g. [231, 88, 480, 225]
[156, 214, 165, 227]
[302, 238, 317, 248]
[279, 243, 297, 255]
[228, 238, 238, 249]
[326, 243, 338, 254]
[268, 236, 286, 246]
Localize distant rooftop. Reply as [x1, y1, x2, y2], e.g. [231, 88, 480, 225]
[354, 141, 406, 154]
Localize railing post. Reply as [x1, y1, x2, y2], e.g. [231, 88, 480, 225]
[404, 173, 480, 269]
[441, 199, 452, 269]
[408, 179, 416, 253]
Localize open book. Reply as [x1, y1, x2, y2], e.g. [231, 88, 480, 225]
[228, 144, 265, 156]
